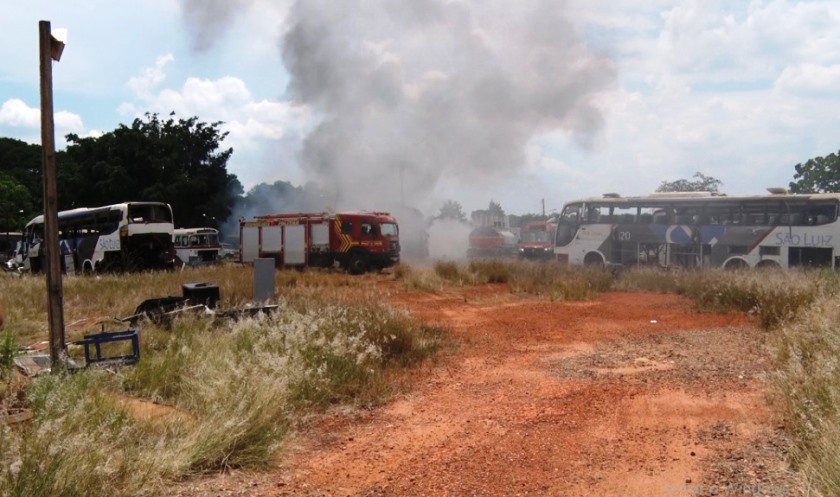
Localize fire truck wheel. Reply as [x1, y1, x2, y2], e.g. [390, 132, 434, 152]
[348, 254, 369, 275]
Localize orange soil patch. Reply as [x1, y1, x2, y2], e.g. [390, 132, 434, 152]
[172, 288, 800, 497]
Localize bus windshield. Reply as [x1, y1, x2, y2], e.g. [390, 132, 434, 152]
[190, 233, 219, 246]
[129, 204, 172, 223]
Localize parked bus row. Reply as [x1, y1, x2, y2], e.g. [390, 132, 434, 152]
[6, 202, 225, 274]
[9, 190, 840, 275]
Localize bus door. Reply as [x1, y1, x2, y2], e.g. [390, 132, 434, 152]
[555, 204, 582, 247]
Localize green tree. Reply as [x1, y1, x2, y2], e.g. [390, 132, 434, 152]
[63, 112, 241, 228]
[789, 150, 840, 193]
[488, 200, 504, 215]
[656, 172, 722, 193]
[436, 200, 467, 222]
[0, 172, 32, 232]
[0, 137, 42, 217]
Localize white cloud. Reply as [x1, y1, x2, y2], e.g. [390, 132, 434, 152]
[5, 1, 840, 216]
[126, 54, 175, 98]
[0, 99, 39, 128]
[0, 98, 84, 141]
[54, 111, 84, 133]
[775, 64, 840, 95]
[120, 57, 314, 189]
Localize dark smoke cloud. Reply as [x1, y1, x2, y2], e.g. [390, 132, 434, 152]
[178, 0, 254, 52]
[281, 0, 616, 212]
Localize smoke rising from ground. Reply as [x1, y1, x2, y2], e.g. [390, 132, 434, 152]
[178, 1, 615, 259]
[281, 0, 616, 213]
[427, 219, 472, 261]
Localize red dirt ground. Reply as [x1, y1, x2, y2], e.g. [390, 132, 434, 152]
[171, 286, 801, 497]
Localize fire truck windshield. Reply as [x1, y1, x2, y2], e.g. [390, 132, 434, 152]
[380, 223, 398, 236]
[521, 231, 551, 243]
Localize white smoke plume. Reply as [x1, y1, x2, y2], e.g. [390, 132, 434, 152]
[281, 0, 616, 213]
[427, 219, 472, 261]
[178, 0, 616, 259]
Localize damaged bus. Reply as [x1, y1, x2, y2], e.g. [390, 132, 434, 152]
[553, 190, 840, 270]
[173, 227, 222, 265]
[20, 202, 177, 274]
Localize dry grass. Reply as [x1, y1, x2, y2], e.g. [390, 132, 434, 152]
[772, 294, 840, 497]
[0, 264, 446, 497]
[5, 262, 840, 496]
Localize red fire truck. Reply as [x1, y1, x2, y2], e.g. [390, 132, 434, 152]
[238, 211, 400, 274]
[467, 225, 517, 259]
[517, 219, 556, 260]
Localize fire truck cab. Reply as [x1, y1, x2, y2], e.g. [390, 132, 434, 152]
[517, 219, 556, 260]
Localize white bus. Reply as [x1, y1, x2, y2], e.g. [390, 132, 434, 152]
[21, 202, 177, 274]
[173, 227, 222, 265]
[553, 191, 840, 270]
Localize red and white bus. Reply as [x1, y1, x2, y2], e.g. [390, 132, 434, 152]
[553, 190, 840, 270]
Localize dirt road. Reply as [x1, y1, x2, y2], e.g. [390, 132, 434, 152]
[174, 286, 800, 497]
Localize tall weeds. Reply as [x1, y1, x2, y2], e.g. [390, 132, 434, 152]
[773, 294, 840, 496]
[6, 262, 840, 495]
[0, 267, 446, 497]
[399, 260, 616, 300]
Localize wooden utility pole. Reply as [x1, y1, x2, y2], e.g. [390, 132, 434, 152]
[39, 20, 66, 369]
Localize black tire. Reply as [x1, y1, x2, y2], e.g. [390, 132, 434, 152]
[756, 260, 781, 271]
[348, 253, 368, 275]
[584, 252, 604, 267]
[724, 258, 749, 271]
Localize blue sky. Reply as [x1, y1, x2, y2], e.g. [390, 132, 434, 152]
[2, 0, 840, 216]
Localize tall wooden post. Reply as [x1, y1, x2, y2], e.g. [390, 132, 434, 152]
[39, 20, 66, 369]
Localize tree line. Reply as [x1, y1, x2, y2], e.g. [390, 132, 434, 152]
[2, 110, 840, 234]
[0, 113, 241, 233]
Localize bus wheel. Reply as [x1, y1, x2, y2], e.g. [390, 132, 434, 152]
[584, 252, 604, 267]
[756, 260, 781, 271]
[101, 258, 123, 273]
[348, 254, 368, 275]
[724, 258, 748, 270]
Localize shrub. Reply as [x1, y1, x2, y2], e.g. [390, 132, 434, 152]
[433, 261, 463, 282]
[468, 260, 512, 284]
[677, 269, 825, 329]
